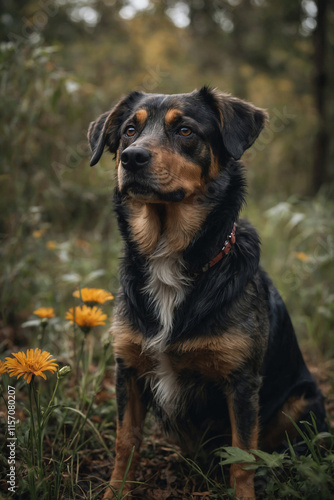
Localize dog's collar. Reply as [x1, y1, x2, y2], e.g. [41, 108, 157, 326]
[202, 223, 236, 272]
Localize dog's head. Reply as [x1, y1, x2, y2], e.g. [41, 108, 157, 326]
[88, 87, 267, 203]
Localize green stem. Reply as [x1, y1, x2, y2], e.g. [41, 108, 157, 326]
[32, 378, 43, 474]
[69, 397, 94, 451]
[40, 322, 47, 347]
[28, 378, 36, 467]
[42, 373, 59, 427]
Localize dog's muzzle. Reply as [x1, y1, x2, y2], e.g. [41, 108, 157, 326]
[120, 146, 186, 202]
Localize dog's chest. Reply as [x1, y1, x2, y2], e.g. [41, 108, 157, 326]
[143, 239, 193, 413]
[144, 239, 192, 349]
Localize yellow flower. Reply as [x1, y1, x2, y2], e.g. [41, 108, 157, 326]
[5, 349, 58, 384]
[46, 241, 56, 250]
[0, 360, 7, 375]
[294, 252, 310, 263]
[32, 229, 46, 239]
[33, 307, 56, 319]
[66, 305, 108, 332]
[72, 288, 114, 305]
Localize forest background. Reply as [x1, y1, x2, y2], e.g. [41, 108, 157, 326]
[0, 1, 334, 498]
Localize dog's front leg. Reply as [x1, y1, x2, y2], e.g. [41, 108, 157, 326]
[226, 376, 260, 500]
[104, 358, 147, 499]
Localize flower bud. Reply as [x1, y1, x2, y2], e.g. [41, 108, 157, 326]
[58, 365, 71, 378]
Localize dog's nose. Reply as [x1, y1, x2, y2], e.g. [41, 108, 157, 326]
[121, 147, 151, 171]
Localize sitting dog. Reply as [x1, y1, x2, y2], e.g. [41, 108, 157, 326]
[88, 87, 327, 499]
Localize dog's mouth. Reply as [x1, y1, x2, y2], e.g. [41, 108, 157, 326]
[122, 180, 186, 203]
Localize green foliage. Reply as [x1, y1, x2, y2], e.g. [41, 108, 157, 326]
[216, 418, 334, 500]
[260, 192, 334, 356]
[0, 39, 121, 322]
[176, 416, 334, 499]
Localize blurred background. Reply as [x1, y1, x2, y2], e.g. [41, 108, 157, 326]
[1, 0, 334, 358]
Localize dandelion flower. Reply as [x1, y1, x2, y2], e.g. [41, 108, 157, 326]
[33, 307, 56, 319]
[0, 360, 7, 375]
[5, 349, 58, 384]
[73, 288, 114, 305]
[66, 305, 108, 332]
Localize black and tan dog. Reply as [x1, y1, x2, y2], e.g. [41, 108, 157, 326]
[88, 87, 327, 499]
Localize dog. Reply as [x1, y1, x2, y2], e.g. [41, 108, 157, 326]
[87, 87, 327, 499]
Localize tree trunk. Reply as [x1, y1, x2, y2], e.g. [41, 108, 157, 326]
[312, 0, 329, 194]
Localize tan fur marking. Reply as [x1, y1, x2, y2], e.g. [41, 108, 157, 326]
[170, 331, 253, 378]
[112, 319, 152, 375]
[126, 190, 208, 255]
[127, 200, 162, 255]
[105, 379, 146, 499]
[165, 108, 183, 125]
[209, 146, 220, 179]
[229, 463, 256, 500]
[135, 109, 148, 126]
[174, 331, 252, 357]
[262, 395, 309, 451]
[147, 147, 206, 199]
[227, 394, 257, 499]
[164, 198, 209, 252]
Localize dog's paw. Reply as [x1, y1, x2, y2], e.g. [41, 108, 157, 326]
[103, 481, 132, 500]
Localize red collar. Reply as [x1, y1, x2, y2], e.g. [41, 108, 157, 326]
[202, 223, 236, 272]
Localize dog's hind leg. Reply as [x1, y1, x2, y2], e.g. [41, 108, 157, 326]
[103, 358, 147, 500]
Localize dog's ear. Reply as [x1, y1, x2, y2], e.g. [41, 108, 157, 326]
[88, 91, 144, 166]
[199, 87, 268, 160]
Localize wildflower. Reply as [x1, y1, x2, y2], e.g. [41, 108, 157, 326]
[58, 365, 72, 378]
[66, 305, 107, 333]
[33, 307, 56, 319]
[32, 229, 46, 239]
[0, 360, 7, 375]
[294, 252, 310, 263]
[46, 241, 56, 250]
[73, 287, 114, 305]
[5, 349, 58, 384]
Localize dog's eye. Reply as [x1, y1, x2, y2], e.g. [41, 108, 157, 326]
[125, 126, 136, 137]
[179, 127, 192, 137]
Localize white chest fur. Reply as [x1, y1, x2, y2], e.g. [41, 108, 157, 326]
[143, 237, 192, 414]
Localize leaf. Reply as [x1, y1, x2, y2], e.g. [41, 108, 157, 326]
[86, 269, 106, 282]
[61, 272, 81, 283]
[217, 446, 256, 465]
[21, 319, 41, 328]
[251, 449, 285, 468]
[288, 212, 305, 228]
[266, 202, 292, 220]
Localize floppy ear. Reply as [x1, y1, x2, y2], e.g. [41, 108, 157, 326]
[200, 87, 268, 160]
[88, 91, 144, 166]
